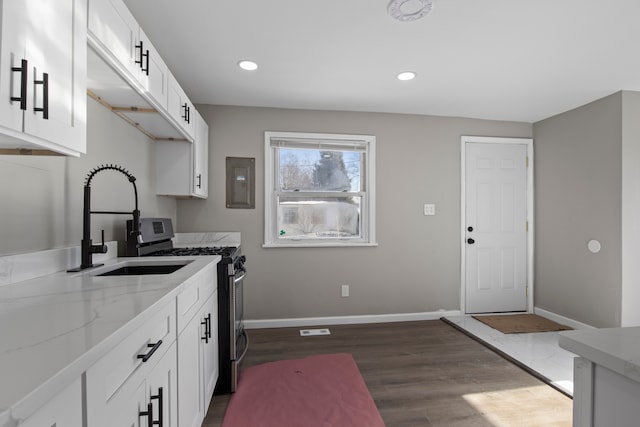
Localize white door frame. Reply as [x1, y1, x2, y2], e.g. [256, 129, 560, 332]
[460, 136, 535, 314]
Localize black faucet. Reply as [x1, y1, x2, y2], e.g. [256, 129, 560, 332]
[68, 164, 141, 272]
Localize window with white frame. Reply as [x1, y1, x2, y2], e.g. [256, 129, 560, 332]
[264, 131, 376, 247]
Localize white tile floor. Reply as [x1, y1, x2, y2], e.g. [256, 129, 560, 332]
[444, 315, 576, 396]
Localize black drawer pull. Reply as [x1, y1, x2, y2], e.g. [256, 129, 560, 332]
[137, 340, 163, 362]
[11, 59, 28, 110]
[150, 387, 163, 427]
[34, 72, 49, 119]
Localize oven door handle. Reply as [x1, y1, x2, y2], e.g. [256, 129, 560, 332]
[233, 271, 247, 284]
[237, 329, 249, 364]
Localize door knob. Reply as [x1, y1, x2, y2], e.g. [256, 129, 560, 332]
[467, 238, 475, 244]
[467, 226, 473, 232]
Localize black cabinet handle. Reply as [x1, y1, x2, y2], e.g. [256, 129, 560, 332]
[143, 48, 150, 76]
[186, 105, 190, 123]
[11, 59, 28, 110]
[201, 314, 210, 343]
[137, 340, 163, 362]
[139, 402, 153, 427]
[467, 238, 475, 244]
[150, 387, 163, 427]
[135, 41, 150, 75]
[181, 103, 188, 122]
[196, 174, 202, 189]
[135, 41, 144, 68]
[34, 72, 49, 119]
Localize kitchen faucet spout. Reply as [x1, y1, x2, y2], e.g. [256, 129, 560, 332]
[68, 164, 141, 272]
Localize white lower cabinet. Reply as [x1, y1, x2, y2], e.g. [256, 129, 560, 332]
[202, 293, 219, 407]
[86, 300, 177, 427]
[177, 264, 218, 427]
[16, 261, 221, 427]
[144, 340, 178, 427]
[20, 377, 82, 427]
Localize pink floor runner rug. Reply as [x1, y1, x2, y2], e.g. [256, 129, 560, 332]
[222, 353, 385, 427]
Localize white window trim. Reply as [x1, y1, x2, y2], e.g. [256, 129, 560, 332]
[264, 131, 377, 248]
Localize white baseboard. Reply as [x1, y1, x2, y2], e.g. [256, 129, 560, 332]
[534, 307, 596, 330]
[244, 310, 462, 330]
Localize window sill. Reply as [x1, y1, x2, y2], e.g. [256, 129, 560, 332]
[262, 242, 378, 248]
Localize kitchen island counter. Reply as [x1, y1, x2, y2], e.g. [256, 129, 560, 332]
[560, 327, 640, 426]
[559, 327, 640, 383]
[0, 255, 220, 427]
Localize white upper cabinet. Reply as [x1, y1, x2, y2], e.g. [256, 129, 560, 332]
[194, 109, 209, 198]
[87, 0, 138, 79]
[87, 46, 184, 140]
[0, 0, 87, 156]
[88, 0, 168, 112]
[137, 28, 168, 111]
[156, 109, 209, 198]
[167, 71, 195, 140]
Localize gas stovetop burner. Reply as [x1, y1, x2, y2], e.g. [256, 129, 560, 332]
[126, 218, 241, 259]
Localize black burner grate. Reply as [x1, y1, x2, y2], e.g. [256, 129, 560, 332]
[151, 246, 237, 258]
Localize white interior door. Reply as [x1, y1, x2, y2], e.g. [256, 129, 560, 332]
[464, 140, 529, 313]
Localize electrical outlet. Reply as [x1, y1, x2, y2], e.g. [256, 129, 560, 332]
[423, 203, 435, 216]
[341, 284, 349, 297]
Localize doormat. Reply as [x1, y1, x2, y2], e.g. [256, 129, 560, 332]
[222, 353, 385, 427]
[472, 314, 572, 334]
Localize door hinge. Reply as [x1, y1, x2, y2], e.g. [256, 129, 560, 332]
[526, 221, 529, 232]
[526, 156, 529, 168]
[526, 286, 528, 297]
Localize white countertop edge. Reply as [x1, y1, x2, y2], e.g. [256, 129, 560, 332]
[559, 327, 640, 383]
[12, 298, 178, 423]
[0, 255, 220, 427]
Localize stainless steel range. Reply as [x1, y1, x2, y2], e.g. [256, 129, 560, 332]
[126, 218, 248, 393]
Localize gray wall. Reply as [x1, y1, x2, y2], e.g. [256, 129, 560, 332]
[177, 105, 532, 321]
[0, 97, 177, 255]
[533, 93, 623, 327]
[621, 91, 640, 326]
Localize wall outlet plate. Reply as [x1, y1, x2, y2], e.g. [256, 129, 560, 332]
[341, 284, 349, 297]
[423, 203, 436, 216]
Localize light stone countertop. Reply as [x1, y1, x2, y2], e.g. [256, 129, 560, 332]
[173, 231, 241, 248]
[0, 255, 220, 427]
[559, 327, 640, 383]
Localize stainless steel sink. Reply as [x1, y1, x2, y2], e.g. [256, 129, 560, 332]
[89, 260, 192, 276]
[96, 264, 186, 276]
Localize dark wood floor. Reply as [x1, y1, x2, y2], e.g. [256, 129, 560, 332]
[203, 320, 572, 426]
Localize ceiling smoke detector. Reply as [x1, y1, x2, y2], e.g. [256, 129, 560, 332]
[387, 0, 434, 22]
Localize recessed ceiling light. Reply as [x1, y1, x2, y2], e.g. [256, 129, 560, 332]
[397, 71, 416, 81]
[238, 60, 258, 71]
[388, 0, 434, 22]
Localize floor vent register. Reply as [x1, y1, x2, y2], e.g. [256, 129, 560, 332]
[299, 328, 331, 336]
